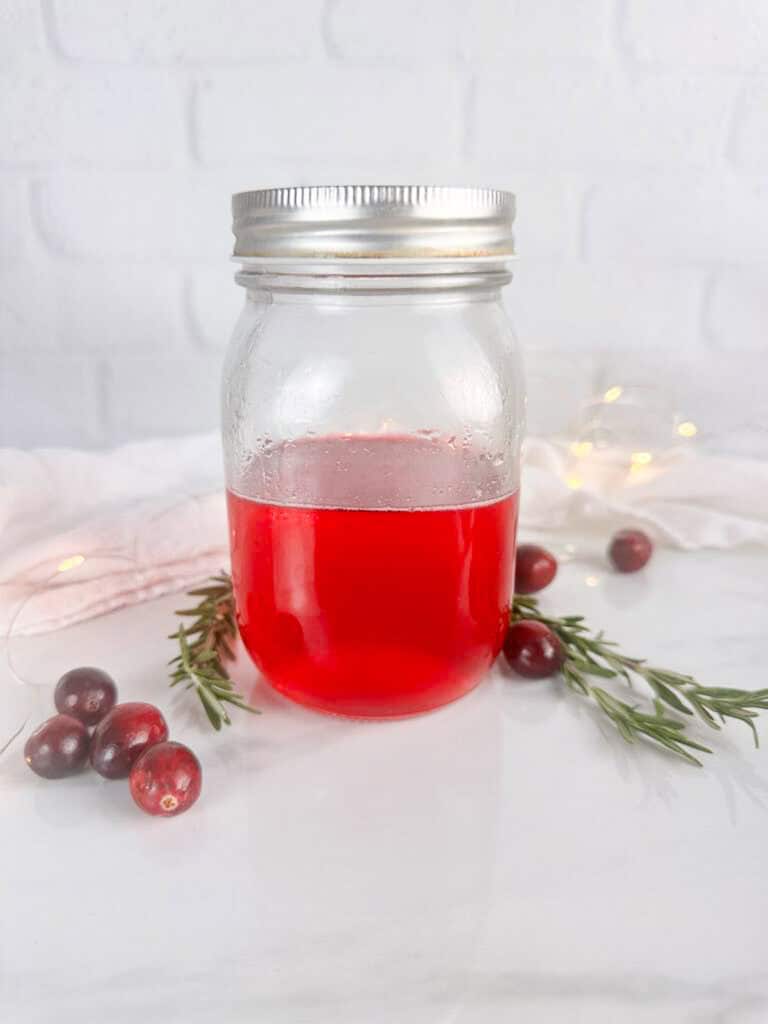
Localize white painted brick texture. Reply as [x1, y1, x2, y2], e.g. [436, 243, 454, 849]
[729, 79, 768, 172]
[584, 178, 768, 265]
[328, 0, 612, 61]
[625, 0, 768, 68]
[194, 67, 463, 163]
[32, 174, 232, 263]
[185, 269, 244, 350]
[0, 69, 185, 167]
[49, 0, 324, 62]
[0, 0, 46, 67]
[512, 264, 704, 353]
[0, 355, 103, 447]
[0, 262, 186, 354]
[0, 0, 766, 452]
[474, 67, 738, 168]
[705, 271, 768, 353]
[0, 179, 35, 269]
[103, 354, 223, 444]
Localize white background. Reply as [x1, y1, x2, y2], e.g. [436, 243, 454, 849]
[1, 0, 766, 453]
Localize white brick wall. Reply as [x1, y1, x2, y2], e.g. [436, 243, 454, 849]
[583, 177, 768, 264]
[475, 68, 739, 169]
[194, 67, 463, 163]
[328, 0, 613, 62]
[0, 0, 766, 453]
[0, 69, 185, 166]
[624, 0, 768, 67]
[49, 0, 324, 62]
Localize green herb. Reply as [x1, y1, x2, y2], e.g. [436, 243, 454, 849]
[170, 574, 767, 759]
[168, 573, 260, 730]
[512, 594, 768, 766]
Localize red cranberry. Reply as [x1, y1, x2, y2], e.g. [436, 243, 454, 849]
[91, 702, 168, 780]
[24, 714, 90, 779]
[130, 742, 202, 817]
[54, 666, 117, 727]
[608, 529, 653, 573]
[504, 620, 564, 679]
[514, 544, 558, 594]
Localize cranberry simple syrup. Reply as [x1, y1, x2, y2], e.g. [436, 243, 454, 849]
[227, 436, 518, 717]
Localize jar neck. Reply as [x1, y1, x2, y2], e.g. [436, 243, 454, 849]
[234, 270, 512, 305]
[234, 257, 513, 299]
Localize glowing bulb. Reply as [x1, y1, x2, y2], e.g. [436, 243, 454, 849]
[585, 575, 599, 588]
[566, 474, 584, 490]
[570, 440, 594, 458]
[603, 386, 623, 403]
[57, 554, 85, 573]
[677, 421, 698, 438]
[630, 451, 653, 466]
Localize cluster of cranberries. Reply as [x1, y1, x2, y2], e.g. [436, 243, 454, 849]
[24, 667, 202, 817]
[505, 528, 653, 680]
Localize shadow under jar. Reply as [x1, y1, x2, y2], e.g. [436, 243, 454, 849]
[223, 186, 524, 718]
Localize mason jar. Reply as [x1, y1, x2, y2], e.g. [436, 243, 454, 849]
[223, 186, 524, 718]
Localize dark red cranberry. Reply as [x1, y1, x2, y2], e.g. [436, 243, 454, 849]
[54, 666, 117, 727]
[130, 742, 202, 817]
[608, 529, 653, 573]
[24, 714, 90, 779]
[91, 702, 168, 780]
[504, 620, 564, 679]
[514, 544, 558, 594]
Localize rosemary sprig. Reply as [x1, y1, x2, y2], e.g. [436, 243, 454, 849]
[512, 594, 768, 766]
[169, 572, 766, 760]
[168, 573, 260, 730]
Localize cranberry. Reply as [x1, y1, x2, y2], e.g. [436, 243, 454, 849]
[608, 529, 653, 573]
[24, 714, 90, 779]
[514, 544, 558, 594]
[54, 666, 117, 727]
[504, 620, 564, 679]
[130, 742, 202, 817]
[91, 702, 168, 780]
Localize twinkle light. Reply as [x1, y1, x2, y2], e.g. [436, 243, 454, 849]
[630, 451, 653, 466]
[570, 440, 594, 458]
[585, 575, 599, 588]
[677, 420, 698, 438]
[603, 386, 623, 403]
[566, 474, 584, 490]
[57, 555, 85, 573]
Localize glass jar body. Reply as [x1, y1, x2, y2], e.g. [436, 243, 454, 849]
[223, 273, 524, 717]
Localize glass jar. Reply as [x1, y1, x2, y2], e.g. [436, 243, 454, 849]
[223, 186, 524, 717]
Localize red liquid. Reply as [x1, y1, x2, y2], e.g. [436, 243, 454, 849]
[227, 438, 518, 718]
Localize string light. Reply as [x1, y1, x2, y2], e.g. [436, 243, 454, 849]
[566, 474, 584, 490]
[569, 440, 594, 458]
[57, 555, 85, 573]
[630, 451, 653, 466]
[585, 575, 599, 587]
[603, 386, 623, 403]
[677, 421, 698, 438]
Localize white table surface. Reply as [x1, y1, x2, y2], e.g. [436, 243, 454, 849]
[2, 542, 767, 1024]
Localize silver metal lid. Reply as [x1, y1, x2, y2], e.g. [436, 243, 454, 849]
[232, 185, 515, 262]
